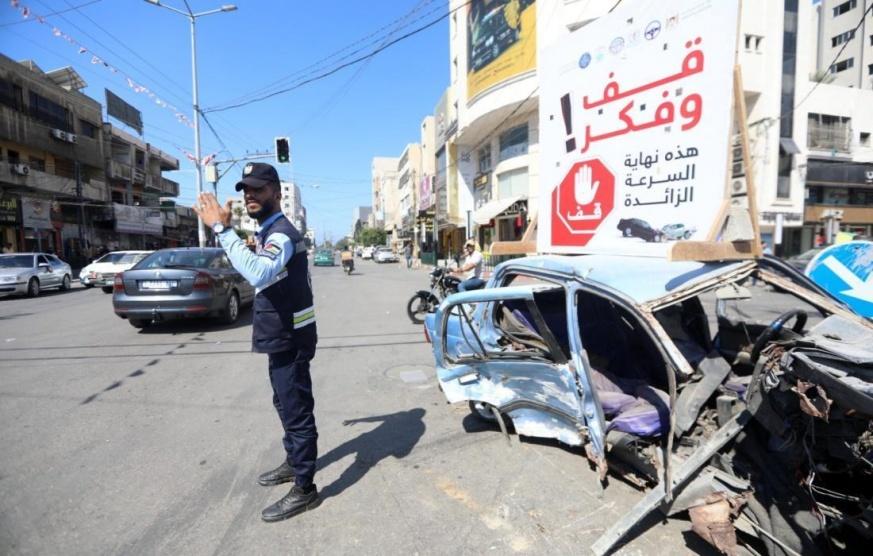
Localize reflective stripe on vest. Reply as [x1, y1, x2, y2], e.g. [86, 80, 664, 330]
[254, 270, 288, 295]
[293, 305, 315, 329]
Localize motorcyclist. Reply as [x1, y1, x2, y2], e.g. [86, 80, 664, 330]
[451, 239, 485, 292]
[340, 247, 354, 273]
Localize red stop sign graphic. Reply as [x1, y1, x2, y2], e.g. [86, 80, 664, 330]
[551, 159, 615, 247]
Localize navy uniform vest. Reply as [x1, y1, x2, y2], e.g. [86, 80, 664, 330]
[252, 215, 316, 354]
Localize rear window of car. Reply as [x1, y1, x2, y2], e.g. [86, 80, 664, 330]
[134, 250, 219, 269]
[0, 255, 33, 268]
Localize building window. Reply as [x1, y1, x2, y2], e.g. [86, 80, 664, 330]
[830, 57, 854, 73]
[497, 167, 529, 199]
[831, 29, 855, 47]
[28, 156, 45, 171]
[452, 57, 458, 83]
[832, 0, 857, 17]
[868, 63, 873, 75]
[478, 145, 492, 173]
[0, 78, 23, 110]
[808, 113, 852, 152]
[28, 91, 71, 131]
[498, 124, 529, 162]
[79, 119, 98, 138]
[862, 131, 871, 146]
[744, 34, 763, 52]
[849, 188, 873, 205]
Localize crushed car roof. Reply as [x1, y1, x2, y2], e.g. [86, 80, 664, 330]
[501, 255, 753, 305]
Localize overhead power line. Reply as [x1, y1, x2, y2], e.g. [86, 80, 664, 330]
[205, 1, 472, 114]
[0, 0, 101, 27]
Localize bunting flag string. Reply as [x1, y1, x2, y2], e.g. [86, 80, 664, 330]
[8, 0, 196, 131]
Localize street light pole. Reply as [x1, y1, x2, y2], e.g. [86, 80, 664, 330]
[144, 0, 237, 247]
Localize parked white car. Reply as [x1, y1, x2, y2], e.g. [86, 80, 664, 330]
[374, 247, 399, 263]
[0, 253, 73, 297]
[362, 246, 375, 259]
[80, 250, 151, 293]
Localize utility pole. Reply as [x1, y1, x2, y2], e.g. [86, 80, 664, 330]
[144, 0, 237, 247]
[74, 160, 84, 248]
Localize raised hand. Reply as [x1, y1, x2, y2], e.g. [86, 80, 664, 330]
[192, 193, 232, 228]
[574, 164, 600, 206]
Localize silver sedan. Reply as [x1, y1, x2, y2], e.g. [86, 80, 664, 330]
[0, 253, 73, 297]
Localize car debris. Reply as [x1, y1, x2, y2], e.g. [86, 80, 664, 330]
[425, 254, 873, 555]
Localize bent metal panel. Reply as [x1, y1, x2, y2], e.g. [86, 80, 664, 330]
[537, 0, 740, 257]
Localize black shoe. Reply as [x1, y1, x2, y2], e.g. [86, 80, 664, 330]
[261, 485, 321, 522]
[257, 461, 295, 487]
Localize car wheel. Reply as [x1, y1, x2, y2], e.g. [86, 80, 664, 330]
[220, 291, 240, 324]
[27, 278, 40, 297]
[60, 274, 71, 291]
[624, 227, 632, 237]
[102, 286, 113, 294]
[683, 231, 692, 240]
[129, 319, 150, 329]
[468, 400, 499, 423]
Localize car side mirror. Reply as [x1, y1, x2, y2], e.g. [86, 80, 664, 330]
[38, 263, 51, 272]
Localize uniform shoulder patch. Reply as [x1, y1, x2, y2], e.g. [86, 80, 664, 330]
[260, 242, 282, 260]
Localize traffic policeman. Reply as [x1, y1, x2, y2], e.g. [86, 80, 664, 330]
[193, 162, 319, 522]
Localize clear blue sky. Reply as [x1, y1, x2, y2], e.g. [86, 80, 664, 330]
[1, 0, 450, 241]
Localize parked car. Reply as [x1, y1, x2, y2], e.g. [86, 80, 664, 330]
[313, 249, 336, 266]
[80, 250, 151, 293]
[617, 218, 662, 242]
[0, 252, 72, 297]
[374, 247, 399, 263]
[112, 248, 254, 329]
[362, 246, 375, 259]
[424, 254, 872, 555]
[660, 223, 696, 241]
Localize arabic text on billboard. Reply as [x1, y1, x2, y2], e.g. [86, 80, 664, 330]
[105, 89, 143, 135]
[537, 0, 739, 257]
[467, 0, 536, 101]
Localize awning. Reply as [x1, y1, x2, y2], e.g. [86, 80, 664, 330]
[473, 195, 524, 226]
[779, 137, 801, 155]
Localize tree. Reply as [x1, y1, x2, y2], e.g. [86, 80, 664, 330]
[356, 226, 386, 246]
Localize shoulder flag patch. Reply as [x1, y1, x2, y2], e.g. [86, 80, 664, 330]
[260, 242, 282, 260]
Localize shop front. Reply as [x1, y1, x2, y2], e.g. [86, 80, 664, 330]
[21, 196, 61, 253]
[801, 161, 873, 251]
[0, 193, 20, 251]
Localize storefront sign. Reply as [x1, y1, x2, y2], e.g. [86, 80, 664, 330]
[114, 203, 163, 235]
[760, 211, 802, 223]
[503, 200, 526, 217]
[0, 195, 19, 224]
[806, 161, 873, 186]
[419, 175, 434, 211]
[538, 0, 739, 256]
[474, 173, 490, 188]
[21, 197, 52, 229]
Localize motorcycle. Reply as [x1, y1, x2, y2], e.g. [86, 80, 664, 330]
[342, 258, 354, 275]
[407, 267, 461, 324]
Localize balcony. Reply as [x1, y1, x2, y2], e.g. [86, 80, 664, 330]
[161, 177, 180, 197]
[0, 161, 105, 201]
[807, 122, 852, 154]
[109, 160, 131, 180]
[144, 174, 161, 191]
[132, 167, 146, 185]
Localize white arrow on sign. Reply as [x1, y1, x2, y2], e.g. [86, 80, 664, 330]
[822, 255, 873, 303]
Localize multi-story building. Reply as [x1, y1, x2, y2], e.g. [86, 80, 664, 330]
[433, 87, 462, 258]
[351, 205, 371, 238]
[371, 156, 399, 238]
[280, 180, 306, 231]
[396, 143, 421, 248]
[799, 0, 873, 248]
[0, 55, 106, 257]
[228, 197, 258, 237]
[102, 123, 179, 250]
[417, 115, 437, 263]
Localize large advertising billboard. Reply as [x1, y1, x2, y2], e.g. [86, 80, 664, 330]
[467, 0, 536, 101]
[537, 0, 739, 257]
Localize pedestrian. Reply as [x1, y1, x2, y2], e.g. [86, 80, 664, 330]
[404, 242, 412, 269]
[451, 239, 485, 292]
[193, 162, 321, 522]
[2, 242, 13, 254]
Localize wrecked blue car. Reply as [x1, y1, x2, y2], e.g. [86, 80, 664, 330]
[425, 254, 873, 555]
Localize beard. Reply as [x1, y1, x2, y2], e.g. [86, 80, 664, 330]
[247, 197, 276, 221]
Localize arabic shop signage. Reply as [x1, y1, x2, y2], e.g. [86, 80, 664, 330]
[474, 173, 490, 188]
[538, 0, 739, 256]
[0, 195, 19, 224]
[113, 203, 163, 235]
[21, 197, 52, 229]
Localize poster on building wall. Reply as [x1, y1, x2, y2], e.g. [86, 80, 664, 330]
[467, 0, 536, 100]
[0, 195, 19, 225]
[537, 0, 739, 257]
[21, 197, 52, 229]
[419, 175, 434, 211]
[114, 203, 163, 235]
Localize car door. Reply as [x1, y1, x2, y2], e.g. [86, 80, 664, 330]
[222, 253, 253, 303]
[48, 255, 67, 282]
[433, 285, 588, 447]
[36, 255, 57, 287]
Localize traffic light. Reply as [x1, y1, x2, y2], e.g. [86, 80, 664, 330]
[275, 137, 290, 164]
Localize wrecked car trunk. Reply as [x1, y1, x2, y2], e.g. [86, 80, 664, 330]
[426, 255, 873, 555]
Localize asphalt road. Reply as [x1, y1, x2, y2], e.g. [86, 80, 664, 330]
[0, 259, 708, 555]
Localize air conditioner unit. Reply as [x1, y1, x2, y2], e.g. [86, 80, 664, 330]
[731, 177, 747, 196]
[66, 133, 77, 144]
[11, 163, 30, 176]
[51, 128, 66, 141]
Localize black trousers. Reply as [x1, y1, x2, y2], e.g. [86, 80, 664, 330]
[267, 347, 318, 488]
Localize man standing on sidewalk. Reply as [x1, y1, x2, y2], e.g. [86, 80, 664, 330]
[404, 242, 412, 269]
[193, 162, 320, 522]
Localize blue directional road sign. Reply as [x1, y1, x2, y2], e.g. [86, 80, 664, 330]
[805, 241, 873, 319]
